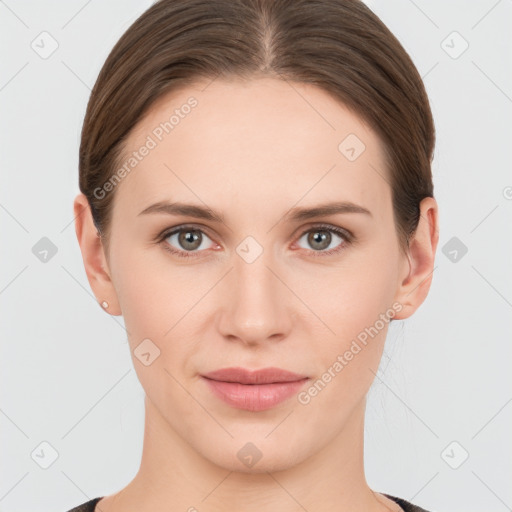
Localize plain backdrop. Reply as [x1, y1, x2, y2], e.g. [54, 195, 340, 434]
[1, 1, 511, 511]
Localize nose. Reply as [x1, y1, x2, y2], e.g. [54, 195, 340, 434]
[216, 249, 293, 347]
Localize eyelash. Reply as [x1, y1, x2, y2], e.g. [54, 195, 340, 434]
[156, 223, 353, 259]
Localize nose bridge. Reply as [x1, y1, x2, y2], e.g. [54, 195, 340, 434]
[217, 241, 291, 344]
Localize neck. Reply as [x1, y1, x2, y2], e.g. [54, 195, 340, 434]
[99, 396, 398, 512]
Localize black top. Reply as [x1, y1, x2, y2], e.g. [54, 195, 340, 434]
[65, 493, 432, 511]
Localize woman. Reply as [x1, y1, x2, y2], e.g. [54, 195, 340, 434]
[70, 0, 439, 510]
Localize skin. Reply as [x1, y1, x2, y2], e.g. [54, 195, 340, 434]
[74, 77, 439, 512]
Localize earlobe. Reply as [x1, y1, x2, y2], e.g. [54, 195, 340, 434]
[73, 193, 122, 316]
[393, 197, 439, 320]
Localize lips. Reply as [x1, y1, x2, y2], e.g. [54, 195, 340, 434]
[201, 367, 309, 411]
[201, 366, 308, 385]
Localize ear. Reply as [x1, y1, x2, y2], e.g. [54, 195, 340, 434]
[393, 196, 439, 320]
[73, 193, 122, 316]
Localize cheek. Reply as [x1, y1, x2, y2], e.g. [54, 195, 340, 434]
[293, 263, 397, 424]
[298, 248, 397, 341]
[292, 239, 399, 379]
[110, 251, 198, 403]
[112, 247, 197, 333]
[111, 248, 214, 382]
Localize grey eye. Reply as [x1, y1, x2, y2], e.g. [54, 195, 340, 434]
[165, 229, 214, 252]
[297, 229, 344, 252]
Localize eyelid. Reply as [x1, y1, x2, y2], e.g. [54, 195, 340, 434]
[157, 222, 353, 242]
[294, 222, 354, 242]
[156, 223, 216, 242]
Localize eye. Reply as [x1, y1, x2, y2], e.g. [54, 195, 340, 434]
[159, 225, 218, 258]
[295, 224, 352, 256]
[157, 223, 353, 260]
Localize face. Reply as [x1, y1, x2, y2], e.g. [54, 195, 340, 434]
[96, 77, 412, 472]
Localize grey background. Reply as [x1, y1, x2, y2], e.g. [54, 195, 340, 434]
[1, 1, 511, 511]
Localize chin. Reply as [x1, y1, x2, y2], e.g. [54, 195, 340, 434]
[201, 437, 310, 475]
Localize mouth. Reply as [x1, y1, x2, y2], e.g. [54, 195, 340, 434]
[201, 367, 310, 411]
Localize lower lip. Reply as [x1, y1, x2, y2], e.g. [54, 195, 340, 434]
[202, 377, 309, 412]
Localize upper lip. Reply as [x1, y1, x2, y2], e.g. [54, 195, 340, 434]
[202, 367, 308, 385]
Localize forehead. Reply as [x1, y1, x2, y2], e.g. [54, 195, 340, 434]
[113, 77, 391, 221]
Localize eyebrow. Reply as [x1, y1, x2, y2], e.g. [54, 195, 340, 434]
[138, 200, 372, 223]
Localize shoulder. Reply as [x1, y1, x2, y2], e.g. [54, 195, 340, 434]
[64, 497, 103, 512]
[383, 493, 434, 512]
[64, 494, 434, 512]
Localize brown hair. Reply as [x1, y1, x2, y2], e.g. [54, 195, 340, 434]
[79, 0, 435, 257]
